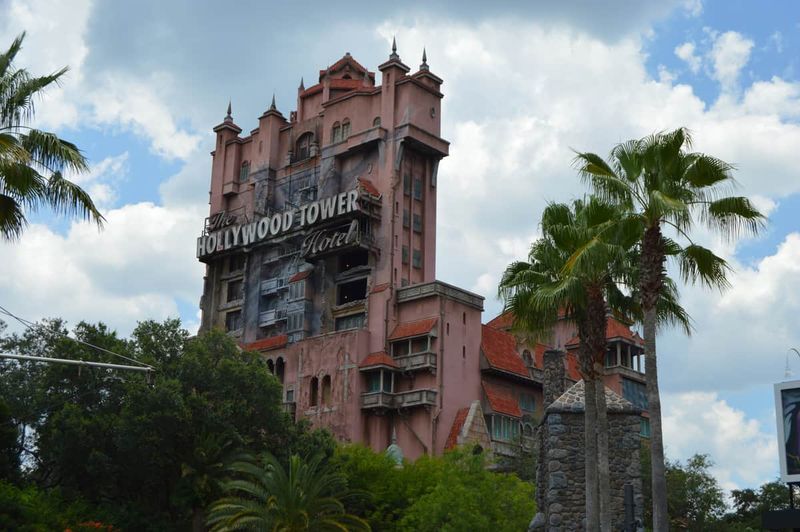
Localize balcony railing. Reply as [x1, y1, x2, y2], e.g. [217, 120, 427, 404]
[360, 389, 438, 410]
[394, 352, 437, 372]
[260, 277, 288, 295]
[259, 309, 287, 327]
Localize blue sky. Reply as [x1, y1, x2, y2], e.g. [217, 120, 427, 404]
[1, 0, 799, 492]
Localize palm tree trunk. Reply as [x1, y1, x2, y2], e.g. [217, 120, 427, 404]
[641, 225, 668, 531]
[584, 376, 600, 532]
[595, 368, 611, 531]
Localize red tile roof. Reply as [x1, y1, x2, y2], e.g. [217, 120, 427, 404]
[482, 381, 522, 417]
[480, 324, 528, 378]
[486, 311, 514, 330]
[565, 317, 643, 348]
[357, 177, 381, 197]
[445, 407, 470, 450]
[320, 54, 373, 80]
[371, 282, 389, 294]
[388, 317, 438, 341]
[565, 351, 583, 381]
[288, 270, 312, 283]
[243, 334, 288, 352]
[358, 351, 399, 369]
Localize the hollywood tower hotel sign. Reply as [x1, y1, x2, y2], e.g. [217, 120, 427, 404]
[197, 189, 362, 259]
[196, 44, 492, 462]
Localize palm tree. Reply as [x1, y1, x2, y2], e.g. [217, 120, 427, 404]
[206, 452, 370, 531]
[574, 128, 765, 530]
[0, 32, 103, 241]
[499, 197, 633, 531]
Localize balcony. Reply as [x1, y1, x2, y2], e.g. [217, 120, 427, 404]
[260, 277, 287, 295]
[395, 389, 437, 408]
[259, 309, 287, 327]
[394, 352, 437, 373]
[361, 391, 395, 410]
[360, 389, 438, 410]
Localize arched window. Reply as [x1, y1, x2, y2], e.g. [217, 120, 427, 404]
[341, 118, 351, 139]
[296, 132, 313, 160]
[522, 350, 533, 367]
[275, 357, 285, 384]
[372, 116, 381, 127]
[310, 376, 319, 407]
[332, 122, 342, 143]
[239, 161, 250, 182]
[321, 375, 332, 406]
[267, 359, 275, 374]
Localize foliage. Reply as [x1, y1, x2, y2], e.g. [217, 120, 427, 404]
[721, 480, 789, 530]
[207, 451, 369, 531]
[333, 444, 536, 532]
[0, 479, 104, 531]
[665, 454, 726, 530]
[575, 127, 766, 529]
[0, 33, 104, 241]
[0, 318, 332, 530]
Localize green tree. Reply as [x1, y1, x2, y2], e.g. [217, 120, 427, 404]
[0, 33, 103, 241]
[665, 454, 725, 530]
[574, 128, 765, 529]
[499, 197, 636, 531]
[397, 448, 535, 532]
[0, 318, 332, 530]
[207, 452, 370, 531]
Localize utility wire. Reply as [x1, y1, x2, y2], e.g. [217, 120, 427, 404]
[0, 304, 155, 370]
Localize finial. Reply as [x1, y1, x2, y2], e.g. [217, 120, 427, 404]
[270, 93, 276, 111]
[390, 36, 399, 60]
[225, 100, 232, 120]
[299, 76, 305, 91]
[420, 47, 429, 71]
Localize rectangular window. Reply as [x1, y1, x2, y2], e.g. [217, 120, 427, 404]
[367, 372, 381, 393]
[289, 280, 305, 301]
[225, 310, 242, 332]
[335, 313, 365, 331]
[337, 278, 367, 305]
[412, 213, 422, 233]
[403, 209, 410, 228]
[412, 249, 422, 269]
[286, 388, 294, 403]
[227, 280, 243, 302]
[403, 174, 411, 195]
[229, 255, 245, 273]
[288, 312, 304, 332]
[402, 246, 409, 265]
[622, 378, 648, 410]
[391, 340, 410, 357]
[413, 177, 423, 200]
[410, 336, 428, 354]
[519, 393, 536, 413]
[239, 162, 250, 182]
[491, 415, 519, 442]
[640, 417, 651, 438]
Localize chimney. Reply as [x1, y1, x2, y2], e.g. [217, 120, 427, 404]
[543, 349, 566, 410]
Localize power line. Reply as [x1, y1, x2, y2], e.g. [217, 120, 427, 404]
[0, 304, 155, 373]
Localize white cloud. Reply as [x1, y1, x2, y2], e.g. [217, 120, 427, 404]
[89, 74, 202, 161]
[0, 203, 205, 336]
[709, 31, 754, 91]
[663, 391, 777, 490]
[768, 30, 784, 54]
[0, 0, 92, 130]
[682, 0, 703, 17]
[68, 152, 129, 209]
[675, 41, 702, 73]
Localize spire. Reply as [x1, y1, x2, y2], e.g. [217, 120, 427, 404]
[269, 93, 276, 111]
[420, 47, 429, 71]
[390, 36, 399, 60]
[299, 77, 305, 91]
[225, 100, 232, 121]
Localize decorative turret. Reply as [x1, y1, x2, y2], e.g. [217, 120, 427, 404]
[213, 100, 242, 135]
[420, 47, 429, 71]
[378, 36, 410, 74]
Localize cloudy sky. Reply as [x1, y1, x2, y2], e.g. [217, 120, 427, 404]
[1, 0, 799, 491]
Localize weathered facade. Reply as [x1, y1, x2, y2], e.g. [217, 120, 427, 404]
[196, 44, 650, 462]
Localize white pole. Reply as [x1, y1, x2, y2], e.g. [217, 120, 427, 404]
[0, 353, 154, 373]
